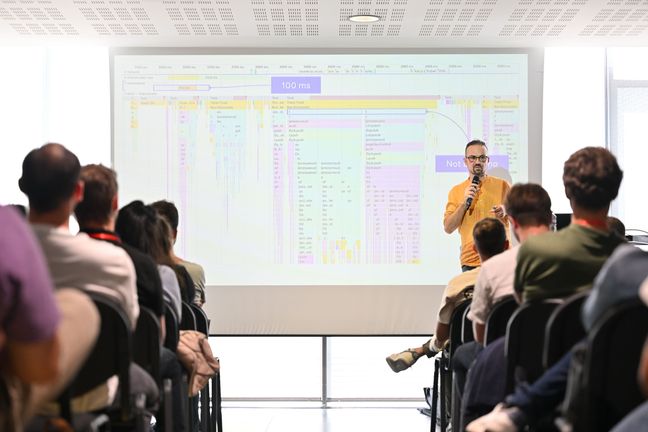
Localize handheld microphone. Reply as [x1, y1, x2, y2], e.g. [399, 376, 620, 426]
[465, 175, 480, 208]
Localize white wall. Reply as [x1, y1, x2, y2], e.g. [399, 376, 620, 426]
[0, 46, 110, 206]
[541, 47, 607, 213]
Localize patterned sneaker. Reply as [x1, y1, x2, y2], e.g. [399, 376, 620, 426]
[385, 348, 423, 372]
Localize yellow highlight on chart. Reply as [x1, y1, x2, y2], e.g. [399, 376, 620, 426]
[482, 99, 519, 109]
[207, 100, 247, 110]
[169, 75, 201, 80]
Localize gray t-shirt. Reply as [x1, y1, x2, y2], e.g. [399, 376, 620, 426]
[582, 244, 648, 331]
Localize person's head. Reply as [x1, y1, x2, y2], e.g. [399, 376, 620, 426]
[18, 143, 82, 214]
[563, 147, 623, 213]
[473, 217, 508, 261]
[74, 164, 118, 228]
[150, 200, 179, 240]
[115, 200, 174, 267]
[607, 216, 625, 238]
[464, 139, 489, 178]
[504, 183, 553, 240]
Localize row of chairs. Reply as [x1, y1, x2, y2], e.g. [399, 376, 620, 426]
[28, 292, 222, 432]
[431, 292, 648, 432]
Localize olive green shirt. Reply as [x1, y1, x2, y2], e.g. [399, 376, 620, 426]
[515, 224, 624, 303]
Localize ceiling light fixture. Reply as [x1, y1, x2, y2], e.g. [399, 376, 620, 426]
[348, 14, 380, 23]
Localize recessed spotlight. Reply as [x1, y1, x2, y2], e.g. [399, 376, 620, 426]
[348, 14, 380, 23]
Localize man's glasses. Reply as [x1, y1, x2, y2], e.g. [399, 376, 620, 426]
[465, 155, 489, 163]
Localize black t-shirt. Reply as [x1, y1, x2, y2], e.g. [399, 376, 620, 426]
[81, 228, 165, 316]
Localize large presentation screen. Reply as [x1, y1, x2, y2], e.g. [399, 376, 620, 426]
[112, 51, 531, 287]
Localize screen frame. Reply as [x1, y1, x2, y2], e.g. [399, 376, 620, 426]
[110, 47, 543, 335]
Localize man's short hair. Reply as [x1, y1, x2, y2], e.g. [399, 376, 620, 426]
[473, 217, 507, 259]
[18, 143, 80, 213]
[504, 183, 552, 227]
[563, 147, 623, 211]
[75, 164, 118, 226]
[465, 139, 488, 155]
[150, 200, 179, 232]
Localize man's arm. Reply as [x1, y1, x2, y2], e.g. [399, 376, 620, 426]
[473, 322, 486, 345]
[444, 182, 479, 233]
[435, 322, 450, 348]
[8, 336, 60, 383]
[444, 204, 468, 234]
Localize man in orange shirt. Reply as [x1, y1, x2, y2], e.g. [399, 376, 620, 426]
[444, 140, 511, 271]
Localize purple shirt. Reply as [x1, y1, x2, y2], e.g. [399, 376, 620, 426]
[0, 206, 59, 350]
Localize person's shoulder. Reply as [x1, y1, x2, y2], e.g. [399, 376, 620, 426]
[483, 245, 519, 270]
[180, 259, 205, 274]
[76, 233, 133, 266]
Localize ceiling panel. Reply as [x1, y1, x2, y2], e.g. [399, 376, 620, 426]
[0, 0, 646, 46]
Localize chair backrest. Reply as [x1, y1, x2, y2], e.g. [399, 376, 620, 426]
[461, 304, 475, 346]
[164, 302, 180, 351]
[180, 302, 197, 331]
[448, 298, 473, 358]
[581, 300, 648, 432]
[60, 292, 132, 421]
[484, 295, 517, 346]
[189, 303, 210, 336]
[133, 306, 162, 385]
[505, 298, 563, 393]
[543, 292, 587, 369]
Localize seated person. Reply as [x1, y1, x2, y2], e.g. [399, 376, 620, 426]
[386, 217, 509, 372]
[467, 242, 646, 432]
[462, 147, 625, 430]
[0, 205, 99, 430]
[19, 143, 158, 414]
[451, 183, 552, 400]
[151, 200, 207, 307]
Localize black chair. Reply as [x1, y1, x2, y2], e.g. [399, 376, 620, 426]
[484, 295, 517, 346]
[190, 303, 222, 432]
[577, 300, 648, 432]
[134, 307, 174, 432]
[180, 301, 197, 331]
[505, 299, 563, 393]
[431, 297, 473, 432]
[58, 292, 147, 431]
[543, 292, 588, 370]
[164, 303, 180, 352]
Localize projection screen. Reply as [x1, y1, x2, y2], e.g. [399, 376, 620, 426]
[111, 48, 543, 335]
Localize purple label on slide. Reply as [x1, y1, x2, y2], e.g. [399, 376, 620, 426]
[435, 155, 509, 172]
[271, 77, 321, 94]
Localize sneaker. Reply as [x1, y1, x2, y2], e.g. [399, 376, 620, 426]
[386, 348, 423, 372]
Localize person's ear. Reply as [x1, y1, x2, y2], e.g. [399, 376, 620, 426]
[111, 194, 119, 212]
[74, 181, 85, 204]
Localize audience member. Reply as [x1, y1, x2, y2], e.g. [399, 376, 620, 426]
[115, 201, 185, 317]
[386, 217, 508, 373]
[75, 164, 165, 321]
[151, 200, 207, 306]
[450, 183, 553, 401]
[18, 143, 158, 414]
[74, 165, 187, 432]
[465, 147, 627, 431]
[0, 205, 98, 430]
[515, 147, 625, 302]
[607, 215, 626, 239]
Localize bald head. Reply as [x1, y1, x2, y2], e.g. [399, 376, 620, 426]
[19, 143, 81, 213]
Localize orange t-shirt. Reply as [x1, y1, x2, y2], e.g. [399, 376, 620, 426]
[444, 175, 511, 267]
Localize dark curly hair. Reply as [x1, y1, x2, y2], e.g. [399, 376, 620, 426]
[563, 147, 623, 211]
[504, 183, 552, 227]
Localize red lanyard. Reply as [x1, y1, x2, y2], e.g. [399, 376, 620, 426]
[87, 232, 121, 243]
[572, 217, 608, 231]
